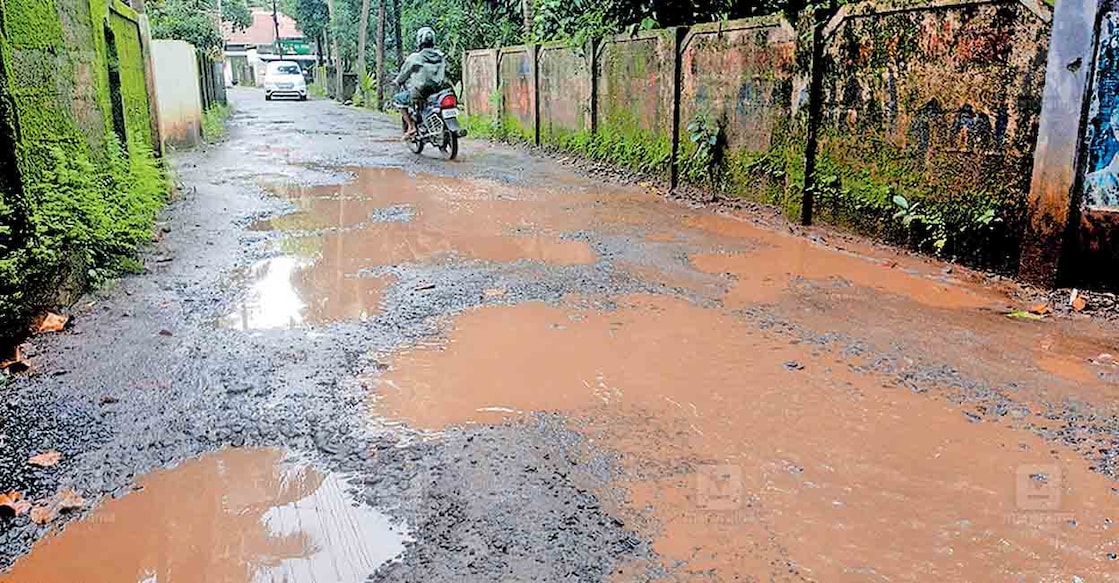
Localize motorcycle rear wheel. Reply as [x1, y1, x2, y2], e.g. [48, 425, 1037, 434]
[440, 133, 459, 161]
[403, 118, 424, 154]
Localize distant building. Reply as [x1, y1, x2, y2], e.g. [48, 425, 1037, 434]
[223, 10, 317, 87]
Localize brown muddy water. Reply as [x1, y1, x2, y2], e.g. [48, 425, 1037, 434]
[0, 449, 408, 583]
[237, 166, 1119, 579]
[371, 295, 1118, 580]
[226, 168, 608, 329]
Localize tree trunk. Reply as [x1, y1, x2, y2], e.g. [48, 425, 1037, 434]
[376, 0, 386, 110]
[325, 0, 343, 100]
[392, 0, 402, 76]
[357, 0, 372, 104]
[521, 0, 533, 40]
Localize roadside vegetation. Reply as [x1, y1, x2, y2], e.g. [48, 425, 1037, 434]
[202, 104, 234, 143]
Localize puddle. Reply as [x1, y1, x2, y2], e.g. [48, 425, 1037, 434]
[224, 256, 390, 330]
[260, 168, 599, 268]
[370, 295, 1118, 580]
[0, 449, 408, 583]
[687, 214, 994, 310]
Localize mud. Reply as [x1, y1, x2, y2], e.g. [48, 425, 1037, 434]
[374, 295, 1119, 580]
[2, 87, 1119, 582]
[0, 448, 409, 583]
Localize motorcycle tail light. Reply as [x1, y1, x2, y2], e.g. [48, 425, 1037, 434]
[440, 94, 457, 109]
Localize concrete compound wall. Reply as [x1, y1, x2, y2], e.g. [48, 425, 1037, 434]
[151, 40, 202, 148]
[597, 29, 678, 173]
[498, 46, 535, 142]
[463, 0, 1100, 281]
[681, 16, 802, 214]
[537, 42, 591, 145]
[463, 49, 498, 121]
[814, 0, 1051, 264]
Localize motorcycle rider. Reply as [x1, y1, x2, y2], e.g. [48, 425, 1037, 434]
[393, 27, 447, 138]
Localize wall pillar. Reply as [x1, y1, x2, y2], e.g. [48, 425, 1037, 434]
[1019, 0, 1101, 286]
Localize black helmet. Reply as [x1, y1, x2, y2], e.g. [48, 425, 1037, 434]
[416, 27, 436, 49]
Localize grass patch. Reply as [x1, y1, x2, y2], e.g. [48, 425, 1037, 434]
[201, 104, 232, 143]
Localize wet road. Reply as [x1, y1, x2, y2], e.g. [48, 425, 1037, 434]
[1, 87, 1118, 581]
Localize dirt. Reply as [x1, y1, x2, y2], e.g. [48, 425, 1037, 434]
[1, 88, 1118, 581]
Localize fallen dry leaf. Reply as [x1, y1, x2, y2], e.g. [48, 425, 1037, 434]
[29, 505, 55, 525]
[0, 491, 31, 517]
[55, 489, 85, 512]
[1028, 303, 1052, 315]
[27, 450, 62, 467]
[1072, 296, 1088, 312]
[1006, 310, 1044, 321]
[1, 346, 28, 373]
[34, 312, 69, 334]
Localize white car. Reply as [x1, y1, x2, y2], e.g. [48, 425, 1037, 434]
[264, 61, 307, 101]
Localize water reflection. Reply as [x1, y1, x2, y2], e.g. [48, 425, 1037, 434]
[0, 449, 409, 583]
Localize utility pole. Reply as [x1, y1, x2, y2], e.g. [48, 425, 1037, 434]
[272, 0, 284, 56]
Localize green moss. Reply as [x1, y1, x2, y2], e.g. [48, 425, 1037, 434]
[0, 0, 166, 341]
[589, 110, 672, 175]
[812, 133, 1025, 265]
[4, 0, 64, 48]
[0, 140, 168, 336]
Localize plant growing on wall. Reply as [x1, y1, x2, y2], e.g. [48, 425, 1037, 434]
[681, 114, 725, 187]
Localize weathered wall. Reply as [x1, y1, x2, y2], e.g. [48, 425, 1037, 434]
[468, 0, 1072, 278]
[0, 0, 164, 340]
[498, 46, 535, 142]
[680, 16, 801, 213]
[151, 39, 202, 148]
[814, 0, 1051, 265]
[597, 29, 677, 174]
[537, 42, 591, 147]
[463, 49, 497, 120]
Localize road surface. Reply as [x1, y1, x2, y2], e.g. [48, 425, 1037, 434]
[0, 88, 1117, 582]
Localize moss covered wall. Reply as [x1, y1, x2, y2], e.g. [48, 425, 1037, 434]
[0, 0, 161, 341]
[473, 0, 1055, 270]
[680, 16, 802, 215]
[595, 29, 676, 174]
[815, 0, 1051, 266]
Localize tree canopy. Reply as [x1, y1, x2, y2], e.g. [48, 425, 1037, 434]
[149, 0, 253, 53]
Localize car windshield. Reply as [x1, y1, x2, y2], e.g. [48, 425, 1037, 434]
[273, 65, 300, 75]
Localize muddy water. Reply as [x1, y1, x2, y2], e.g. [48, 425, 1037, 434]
[372, 296, 1118, 580]
[0, 449, 408, 583]
[687, 213, 997, 310]
[227, 168, 620, 329]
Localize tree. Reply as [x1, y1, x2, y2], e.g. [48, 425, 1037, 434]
[149, 0, 252, 53]
[356, 0, 372, 104]
[376, 0, 385, 109]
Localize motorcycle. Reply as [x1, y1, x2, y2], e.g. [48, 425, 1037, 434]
[400, 88, 467, 160]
